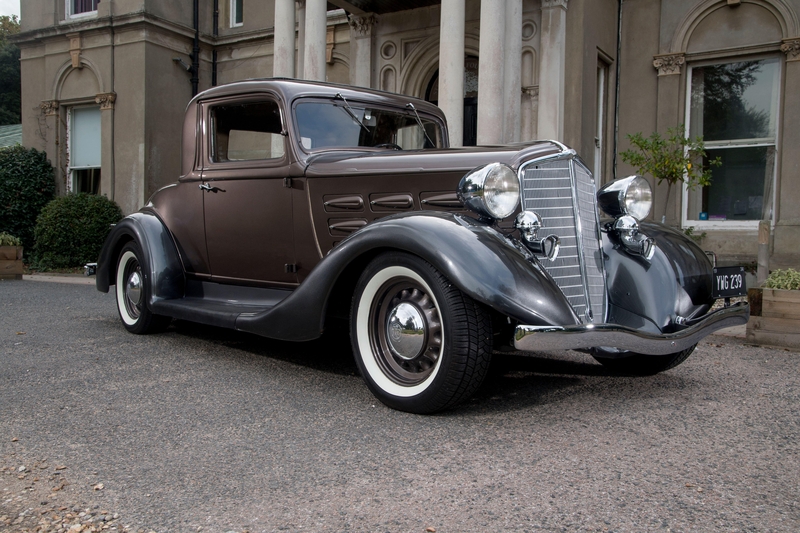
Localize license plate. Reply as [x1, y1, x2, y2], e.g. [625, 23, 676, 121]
[712, 266, 747, 298]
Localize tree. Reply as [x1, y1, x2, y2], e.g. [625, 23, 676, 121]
[0, 15, 21, 125]
[619, 125, 720, 221]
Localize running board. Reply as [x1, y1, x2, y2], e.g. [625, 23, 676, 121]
[150, 280, 292, 329]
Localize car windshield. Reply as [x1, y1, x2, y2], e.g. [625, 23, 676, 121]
[294, 99, 443, 151]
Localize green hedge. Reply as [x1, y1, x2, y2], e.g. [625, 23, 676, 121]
[33, 193, 122, 269]
[0, 145, 56, 251]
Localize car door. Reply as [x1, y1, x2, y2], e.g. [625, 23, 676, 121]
[200, 96, 297, 286]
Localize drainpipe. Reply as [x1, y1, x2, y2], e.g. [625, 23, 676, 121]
[612, 0, 623, 179]
[212, 0, 219, 86]
[191, 0, 200, 95]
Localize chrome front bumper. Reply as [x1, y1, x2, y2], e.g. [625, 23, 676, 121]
[513, 303, 749, 355]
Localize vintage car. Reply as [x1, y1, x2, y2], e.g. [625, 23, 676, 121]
[95, 79, 749, 414]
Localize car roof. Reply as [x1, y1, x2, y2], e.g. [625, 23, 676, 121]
[189, 78, 444, 118]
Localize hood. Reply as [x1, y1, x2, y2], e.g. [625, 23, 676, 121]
[303, 141, 565, 178]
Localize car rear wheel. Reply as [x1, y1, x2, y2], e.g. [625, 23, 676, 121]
[351, 252, 492, 414]
[115, 242, 171, 334]
[591, 345, 697, 376]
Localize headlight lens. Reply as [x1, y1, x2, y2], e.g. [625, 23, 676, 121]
[458, 163, 520, 220]
[596, 175, 652, 220]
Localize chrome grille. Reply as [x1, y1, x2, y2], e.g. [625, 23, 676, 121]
[519, 156, 606, 323]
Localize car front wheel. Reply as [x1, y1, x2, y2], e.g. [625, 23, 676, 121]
[115, 242, 171, 334]
[351, 252, 492, 414]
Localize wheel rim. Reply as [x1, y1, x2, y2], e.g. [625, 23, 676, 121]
[369, 277, 443, 387]
[116, 250, 143, 324]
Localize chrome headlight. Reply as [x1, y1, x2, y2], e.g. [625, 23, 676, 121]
[457, 163, 520, 220]
[596, 175, 653, 220]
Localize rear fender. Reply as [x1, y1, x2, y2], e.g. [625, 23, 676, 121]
[236, 212, 579, 341]
[96, 211, 185, 304]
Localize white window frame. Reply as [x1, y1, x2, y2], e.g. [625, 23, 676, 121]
[681, 55, 782, 231]
[230, 0, 243, 28]
[65, 0, 98, 20]
[66, 105, 102, 193]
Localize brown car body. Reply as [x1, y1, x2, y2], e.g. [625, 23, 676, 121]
[96, 79, 749, 413]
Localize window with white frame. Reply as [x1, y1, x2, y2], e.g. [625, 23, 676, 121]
[685, 57, 780, 227]
[231, 0, 243, 27]
[68, 106, 102, 194]
[66, 0, 98, 18]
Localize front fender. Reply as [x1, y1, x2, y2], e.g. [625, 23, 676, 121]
[95, 211, 185, 304]
[236, 212, 579, 341]
[603, 220, 714, 333]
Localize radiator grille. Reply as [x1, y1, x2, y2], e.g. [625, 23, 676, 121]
[519, 157, 606, 323]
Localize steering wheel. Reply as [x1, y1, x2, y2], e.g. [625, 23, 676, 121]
[373, 143, 403, 150]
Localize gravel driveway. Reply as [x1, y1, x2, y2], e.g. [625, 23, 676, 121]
[2, 278, 798, 532]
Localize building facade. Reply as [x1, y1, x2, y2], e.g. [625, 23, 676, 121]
[14, 0, 800, 267]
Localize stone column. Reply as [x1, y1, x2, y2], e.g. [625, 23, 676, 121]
[503, 0, 522, 143]
[476, 0, 505, 145]
[538, 0, 568, 141]
[273, 0, 296, 78]
[774, 38, 800, 264]
[296, 1, 306, 78]
[439, 0, 465, 147]
[303, 0, 326, 81]
[39, 100, 63, 194]
[349, 13, 377, 88]
[96, 93, 117, 200]
[653, 52, 685, 224]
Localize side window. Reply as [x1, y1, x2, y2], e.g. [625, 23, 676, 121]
[210, 101, 285, 162]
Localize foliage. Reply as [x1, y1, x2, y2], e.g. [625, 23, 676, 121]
[0, 231, 21, 246]
[763, 268, 800, 291]
[620, 125, 721, 219]
[0, 145, 56, 251]
[682, 226, 706, 245]
[696, 61, 770, 141]
[33, 193, 123, 270]
[0, 15, 20, 125]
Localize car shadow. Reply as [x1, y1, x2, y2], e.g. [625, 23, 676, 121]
[167, 319, 359, 376]
[153, 318, 702, 416]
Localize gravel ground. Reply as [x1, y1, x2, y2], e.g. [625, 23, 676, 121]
[2, 278, 799, 532]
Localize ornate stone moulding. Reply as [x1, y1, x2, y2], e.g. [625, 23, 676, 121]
[653, 53, 685, 76]
[782, 38, 800, 61]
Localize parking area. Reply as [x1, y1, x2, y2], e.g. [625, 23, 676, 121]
[2, 278, 799, 532]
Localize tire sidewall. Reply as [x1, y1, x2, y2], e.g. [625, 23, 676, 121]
[115, 243, 148, 332]
[351, 254, 458, 411]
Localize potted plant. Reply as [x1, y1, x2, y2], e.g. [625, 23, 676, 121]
[747, 268, 800, 349]
[0, 232, 23, 280]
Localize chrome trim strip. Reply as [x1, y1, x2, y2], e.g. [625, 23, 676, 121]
[566, 158, 594, 322]
[513, 303, 749, 355]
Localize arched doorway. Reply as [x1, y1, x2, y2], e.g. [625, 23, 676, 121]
[424, 55, 480, 146]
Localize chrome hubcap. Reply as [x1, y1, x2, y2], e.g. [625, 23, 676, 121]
[126, 271, 142, 306]
[370, 279, 442, 386]
[386, 302, 426, 360]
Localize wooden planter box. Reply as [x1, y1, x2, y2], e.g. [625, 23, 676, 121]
[0, 246, 24, 280]
[746, 287, 800, 349]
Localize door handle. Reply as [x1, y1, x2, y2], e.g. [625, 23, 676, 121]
[199, 183, 224, 193]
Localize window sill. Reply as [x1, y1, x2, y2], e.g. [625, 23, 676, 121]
[63, 11, 98, 23]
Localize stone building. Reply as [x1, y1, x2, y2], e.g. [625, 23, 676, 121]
[13, 0, 800, 266]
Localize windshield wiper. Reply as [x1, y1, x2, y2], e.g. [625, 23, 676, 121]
[335, 93, 369, 133]
[406, 103, 436, 148]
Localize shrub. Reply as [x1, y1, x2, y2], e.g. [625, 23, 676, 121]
[763, 268, 800, 291]
[33, 193, 122, 269]
[620, 125, 720, 220]
[0, 231, 21, 246]
[0, 145, 56, 251]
